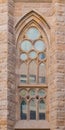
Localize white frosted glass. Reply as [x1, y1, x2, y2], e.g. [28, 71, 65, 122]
[26, 27, 40, 40]
[39, 53, 45, 60]
[35, 40, 45, 51]
[21, 40, 32, 51]
[38, 89, 46, 97]
[29, 51, 37, 59]
[20, 53, 27, 61]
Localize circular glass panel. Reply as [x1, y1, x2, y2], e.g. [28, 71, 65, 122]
[29, 51, 37, 59]
[26, 27, 40, 40]
[29, 89, 35, 96]
[34, 40, 45, 51]
[21, 40, 32, 51]
[20, 53, 27, 61]
[39, 100, 46, 109]
[20, 90, 26, 97]
[39, 53, 45, 60]
[38, 89, 46, 97]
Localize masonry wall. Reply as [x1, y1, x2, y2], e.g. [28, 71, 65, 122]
[0, 1, 8, 130]
[0, 0, 65, 130]
[0, 0, 16, 130]
[14, 1, 65, 130]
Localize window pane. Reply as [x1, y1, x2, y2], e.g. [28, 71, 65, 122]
[30, 99, 36, 120]
[20, 53, 27, 61]
[29, 61, 37, 84]
[29, 51, 37, 59]
[26, 27, 40, 40]
[39, 63, 46, 83]
[21, 40, 32, 52]
[34, 40, 45, 51]
[39, 100, 46, 120]
[29, 89, 35, 96]
[20, 89, 26, 97]
[21, 101, 27, 120]
[39, 53, 45, 60]
[20, 64, 27, 83]
[38, 89, 46, 97]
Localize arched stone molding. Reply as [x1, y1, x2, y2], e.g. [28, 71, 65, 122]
[15, 10, 51, 47]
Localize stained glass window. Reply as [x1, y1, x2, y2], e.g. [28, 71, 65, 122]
[39, 100, 46, 120]
[30, 99, 36, 120]
[21, 100, 27, 120]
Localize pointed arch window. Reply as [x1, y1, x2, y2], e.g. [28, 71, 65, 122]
[39, 100, 46, 120]
[30, 99, 36, 120]
[21, 100, 27, 120]
[19, 26, 46, 84]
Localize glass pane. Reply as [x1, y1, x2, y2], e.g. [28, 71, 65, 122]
[20, 89, 26, 97]
[29, 51, 37, 59]
[39, 53, 45, 60]
[34, 40, 45, 51]
[21, 101, 27, 120]
[39, 100, 46, 120]
[38, 89, 46, 97]
[21, 40, 32, 51]
[26, 27, 40, 40]
[20, 64, 27, 83]
[29, 61, 37, 84]
[29, 89, 35, 96]
[20, 53, 27, 61]
[20, 75, 27, 83]
[39, 63, 46, 83]
[30, 99, 36, 120]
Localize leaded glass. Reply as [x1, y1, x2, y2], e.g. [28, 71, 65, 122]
[39, 100, 46, 120]
[39, 53, 45, 60]
[20, 53, 27, 61]
[29, 89, 35, 96]
[29, 51, 37, 59]
[21, 101, 27, 120]
[21, 40, 32, 51]
[34, 40, 45, 51]
[39, 63, 46, 83]
[20, 89, 26, 97]
[30, 99, 36, 120]
[38, 89, 46, 97]
[26, 27, 40, 40]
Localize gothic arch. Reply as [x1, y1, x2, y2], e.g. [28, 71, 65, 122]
[15, 10, 50, 46]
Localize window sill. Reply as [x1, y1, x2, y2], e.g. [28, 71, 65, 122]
[14, 120, 50, 129]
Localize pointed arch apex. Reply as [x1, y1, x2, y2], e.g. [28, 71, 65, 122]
[15, 10, 50, 30]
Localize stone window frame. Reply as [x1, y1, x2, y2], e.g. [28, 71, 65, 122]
[15, 10, 50, 123]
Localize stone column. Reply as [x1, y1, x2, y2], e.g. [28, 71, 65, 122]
[49, 0, 65, 130]
[0, 0, 16, 130]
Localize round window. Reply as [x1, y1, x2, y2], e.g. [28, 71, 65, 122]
[34, 40, 45, 51]
[21, 40, 32, 52]
[29, 51, 37, 59]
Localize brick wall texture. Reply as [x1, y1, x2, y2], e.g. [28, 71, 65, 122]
[0, 0, 65, 130]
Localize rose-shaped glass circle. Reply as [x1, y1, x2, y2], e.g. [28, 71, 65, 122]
[34, 40, 45, 51]
[20, 53, 27, 61]
[39, 53, 45, 60]
[38, 89, 46, 97]
[29, 51, 37, 59]
[20, 89, 26, 97]
[21, 40, 32, 52]
[26, 27, 40, 40]
[29, 89, 35, 96]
